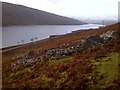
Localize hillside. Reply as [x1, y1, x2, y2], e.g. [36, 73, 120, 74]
[2, 23, 120, 89]
[2, 2, 85, 26]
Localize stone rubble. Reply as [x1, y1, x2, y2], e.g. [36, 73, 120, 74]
[11, 30, 117, 68]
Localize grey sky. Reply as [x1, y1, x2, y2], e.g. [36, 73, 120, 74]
[1, 0, 119, 20]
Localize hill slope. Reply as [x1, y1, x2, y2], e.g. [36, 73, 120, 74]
[2, 23, 120, 89]
[2, 2, 85, 26]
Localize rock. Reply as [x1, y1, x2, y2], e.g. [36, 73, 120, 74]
[15, 30, 117, 66]
[87, 35, 104, 44]
[100, 31, 117, 42]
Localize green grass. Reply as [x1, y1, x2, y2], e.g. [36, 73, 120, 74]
[91, 52, 119, 88]
[48, 56, 73, 66]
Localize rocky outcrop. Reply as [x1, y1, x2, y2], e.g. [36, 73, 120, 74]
[100, 31, 117, 43]
[11, 30, 117, 67]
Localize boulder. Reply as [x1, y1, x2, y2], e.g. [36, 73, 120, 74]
[100, 31, 117, 42]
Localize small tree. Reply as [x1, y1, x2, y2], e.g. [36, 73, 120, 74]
[21, 40, 24, 45]
[18, 41, 20, 45]
[31, 38, 34, 43]
[34, 37, 38, 41]
[20, 40, 24, 55]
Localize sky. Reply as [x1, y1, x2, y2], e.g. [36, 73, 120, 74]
[1, 0, 119, 20]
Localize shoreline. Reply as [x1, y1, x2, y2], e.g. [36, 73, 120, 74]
[2, 23, 118, 53]
[2, 24, 105, 49]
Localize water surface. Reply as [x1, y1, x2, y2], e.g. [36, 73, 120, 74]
[2, 24, 103, 48]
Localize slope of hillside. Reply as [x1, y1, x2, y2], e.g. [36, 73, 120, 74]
[2, 23, 120, 89]
[2, 2, 85, 26]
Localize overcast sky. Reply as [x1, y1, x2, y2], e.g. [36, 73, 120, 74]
[1, 0, 119, 20]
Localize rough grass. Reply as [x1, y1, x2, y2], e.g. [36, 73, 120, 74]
[3, 51, 119, 89]
[2, 23, 120, 89]
[3, 38, 119, 89]
[48, 56, 72, 66]
[91, 52, 119, 88]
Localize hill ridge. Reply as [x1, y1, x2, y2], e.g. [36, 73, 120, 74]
[2, 2, 85, 26]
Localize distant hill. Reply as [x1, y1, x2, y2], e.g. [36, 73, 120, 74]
[83, 19, 117, 26]
[2, 2, 85, 26]
[76, 18, 118, 26]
